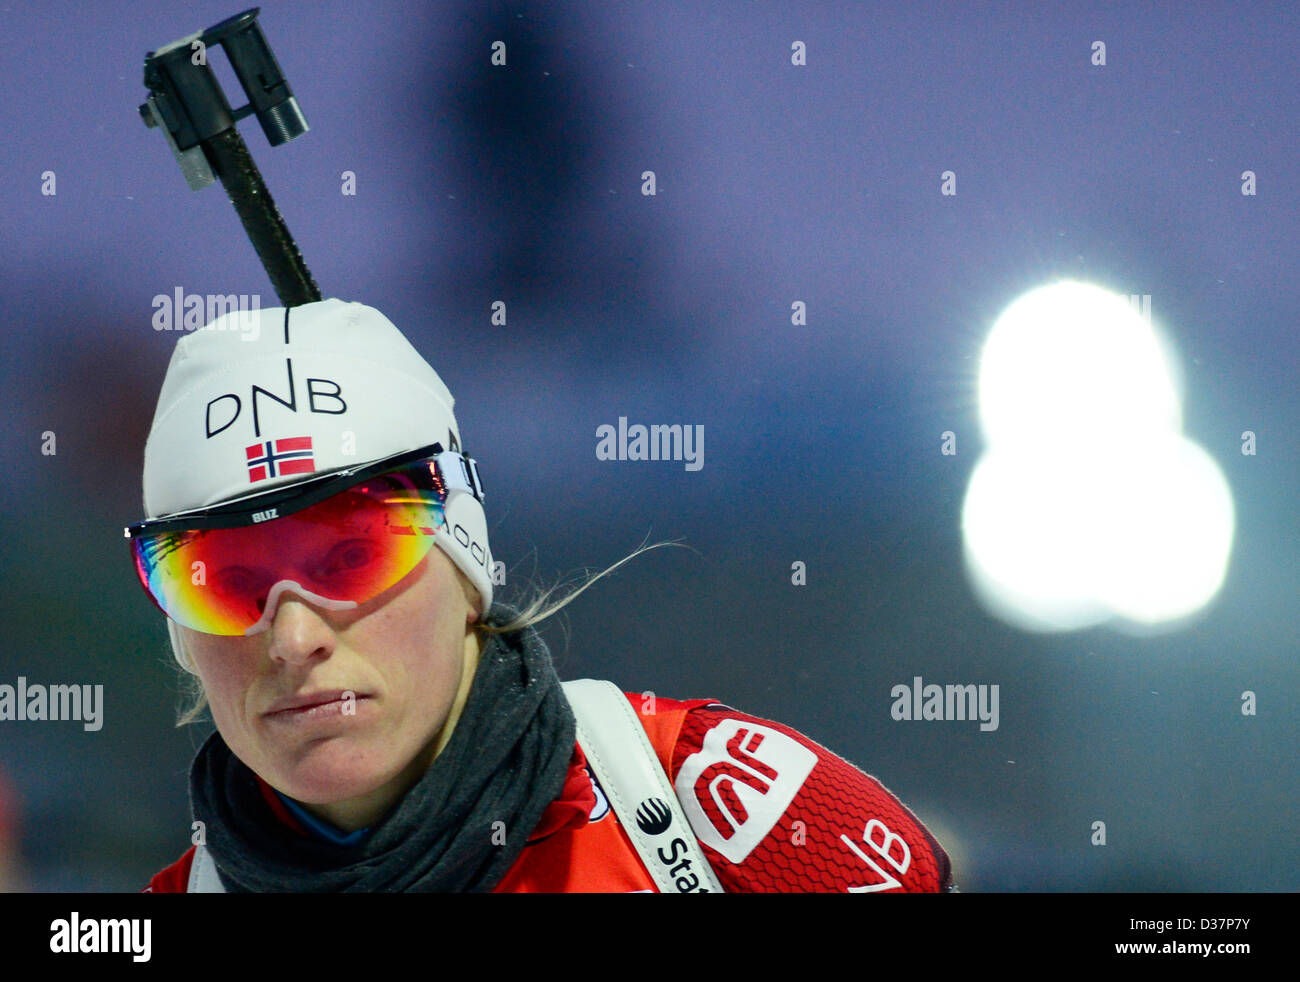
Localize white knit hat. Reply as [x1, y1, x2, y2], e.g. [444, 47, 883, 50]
[143, 298, 493, 665]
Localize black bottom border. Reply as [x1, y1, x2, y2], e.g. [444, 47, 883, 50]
[4, 891, 1288, 970]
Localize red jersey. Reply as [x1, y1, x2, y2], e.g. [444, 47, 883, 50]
[147, 692, 953, 893]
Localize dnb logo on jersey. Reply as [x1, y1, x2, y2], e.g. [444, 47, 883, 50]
[673, 719, 816, 864]
[246, 436, 315, 483]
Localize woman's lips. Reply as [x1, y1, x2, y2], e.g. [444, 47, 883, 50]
[264, 691, 371, 722]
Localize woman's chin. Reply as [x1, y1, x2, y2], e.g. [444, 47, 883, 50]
[271, 742, 399, 807]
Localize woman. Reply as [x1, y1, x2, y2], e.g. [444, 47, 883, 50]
[130, 298, 955, 893]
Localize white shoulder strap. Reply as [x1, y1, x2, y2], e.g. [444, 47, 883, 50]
[562, 678, 724, 893]
[187, 843, 227, 893]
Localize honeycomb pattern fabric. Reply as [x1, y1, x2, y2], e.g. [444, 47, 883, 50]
[670, 703, 953, 893]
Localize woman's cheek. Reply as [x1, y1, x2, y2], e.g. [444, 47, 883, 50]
[190, 644, 259, 742]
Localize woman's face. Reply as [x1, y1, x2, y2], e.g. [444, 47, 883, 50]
[181, 546, 481, 825]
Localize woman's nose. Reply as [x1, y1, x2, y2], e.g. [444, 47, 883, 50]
[245, 580, 357, 636]
[252, 581, 354, 664]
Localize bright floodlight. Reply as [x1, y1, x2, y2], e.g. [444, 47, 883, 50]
[961, 449, 1112, 632]
[978, 281, 1181, 451]
[962, 280, 1235, 632]
[1095, 436, 1235, 624]
[962, 439, 1235, 631]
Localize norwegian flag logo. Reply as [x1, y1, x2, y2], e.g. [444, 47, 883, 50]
[246, 436, 316, 483]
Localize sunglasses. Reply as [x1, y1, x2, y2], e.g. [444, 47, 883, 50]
[124, 443, 484, 636]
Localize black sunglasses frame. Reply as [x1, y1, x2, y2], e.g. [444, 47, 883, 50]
[124, 442, 483, 539]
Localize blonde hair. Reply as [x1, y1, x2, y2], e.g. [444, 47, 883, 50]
[170, 538, 690, 727]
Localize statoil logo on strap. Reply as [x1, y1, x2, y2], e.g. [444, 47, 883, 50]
[673, 719, 816, 863]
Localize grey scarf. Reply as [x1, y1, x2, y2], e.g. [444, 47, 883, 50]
[188, 603, 575, 892]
